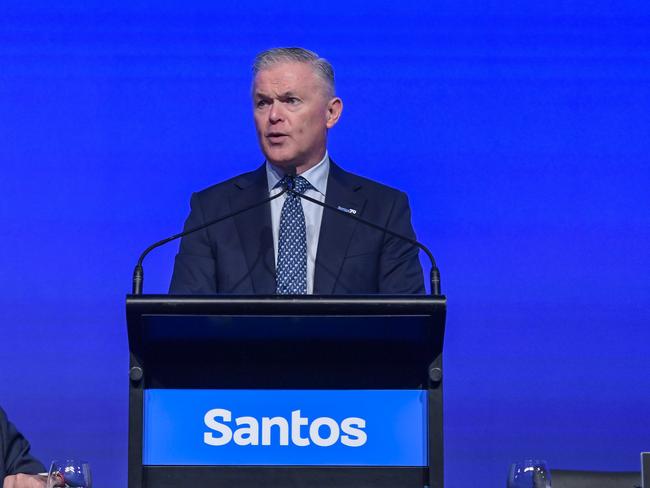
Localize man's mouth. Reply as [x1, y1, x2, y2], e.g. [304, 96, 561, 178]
[266, 132, 289, 143]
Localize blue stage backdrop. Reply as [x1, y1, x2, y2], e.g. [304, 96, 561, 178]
[1, 1, 649, 486]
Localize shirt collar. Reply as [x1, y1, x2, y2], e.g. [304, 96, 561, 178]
[266, 151, 330, 196]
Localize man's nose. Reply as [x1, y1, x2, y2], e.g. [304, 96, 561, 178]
[268, 101, 284, 123]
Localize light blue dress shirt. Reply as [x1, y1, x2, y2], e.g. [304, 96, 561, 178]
[266, 153, 330, 294]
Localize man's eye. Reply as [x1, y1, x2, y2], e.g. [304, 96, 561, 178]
[256, 100, 270, 108]
[286, 97, 300, 104]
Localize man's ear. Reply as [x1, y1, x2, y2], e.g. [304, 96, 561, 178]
[326, 97, 343, 128]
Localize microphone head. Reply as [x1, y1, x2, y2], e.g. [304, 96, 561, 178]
[284, 165, 297, 190]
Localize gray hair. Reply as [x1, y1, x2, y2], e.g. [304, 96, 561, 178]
[252, 47, 335, 97]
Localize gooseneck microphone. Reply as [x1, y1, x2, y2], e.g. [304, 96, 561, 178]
[284, 168, 442, 296]
[131, 187, 288, 295]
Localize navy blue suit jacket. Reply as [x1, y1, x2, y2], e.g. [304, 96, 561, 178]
[169, 161, 424, 294]
[0, 407, 44, 480]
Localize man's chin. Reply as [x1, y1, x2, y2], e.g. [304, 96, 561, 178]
[264, 151, 323, 173]
[264, 152, 299, 169]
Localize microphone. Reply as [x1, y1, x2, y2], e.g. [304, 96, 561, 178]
[285, 184, 442, 296]
[285, 165, 297, 189]
[131, 187, 288, 295]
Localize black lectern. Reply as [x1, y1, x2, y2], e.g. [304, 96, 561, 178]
[126, 295, 446, 488]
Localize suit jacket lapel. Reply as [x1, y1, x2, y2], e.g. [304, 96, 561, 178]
[314, 162, 367, 294]
[231, 164, 276, 294]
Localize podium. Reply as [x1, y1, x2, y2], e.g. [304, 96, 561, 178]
[126, 295, 446, 488]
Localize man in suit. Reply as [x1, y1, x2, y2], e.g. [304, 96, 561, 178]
[170, 47, 424, 295]
[1, 407, 45, 488]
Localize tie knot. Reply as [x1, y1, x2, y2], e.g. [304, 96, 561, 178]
[283, 175, 311, 194]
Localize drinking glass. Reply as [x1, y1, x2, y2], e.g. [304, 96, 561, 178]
[47, 460, 92, 488]
[508, 459, 551, 488]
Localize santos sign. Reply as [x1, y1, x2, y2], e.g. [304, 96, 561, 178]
[203, 408, 367, 447]
[143, 389, 427, 466]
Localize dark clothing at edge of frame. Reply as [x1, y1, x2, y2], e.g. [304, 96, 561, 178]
[0, 407, 45, 480]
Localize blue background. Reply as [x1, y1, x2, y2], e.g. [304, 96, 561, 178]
[1, 1, 649, 486]
[143, 389, 426, 466]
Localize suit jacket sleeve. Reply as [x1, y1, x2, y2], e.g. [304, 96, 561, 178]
[0, 407, 45, 479]
[378, 190, 425, 294]
[169, 192, 218, 294]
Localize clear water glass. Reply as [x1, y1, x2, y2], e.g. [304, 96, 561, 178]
[47, 460, 92, 488]
[508, 459, 551, 488]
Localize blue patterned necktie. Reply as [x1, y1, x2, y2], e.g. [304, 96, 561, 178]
[276, 175, 312, 294]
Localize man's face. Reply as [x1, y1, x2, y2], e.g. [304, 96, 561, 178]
[252, 61, 342, 172]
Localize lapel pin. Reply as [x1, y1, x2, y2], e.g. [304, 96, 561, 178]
[337, 206, 357, 215]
